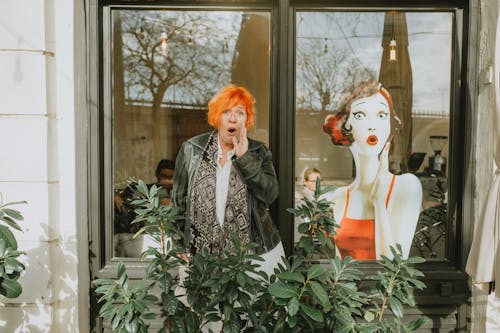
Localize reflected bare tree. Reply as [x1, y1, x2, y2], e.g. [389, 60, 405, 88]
[296, 38, 375, 116]
[296, 12, 377, 116]
[117, 11, 238, 162]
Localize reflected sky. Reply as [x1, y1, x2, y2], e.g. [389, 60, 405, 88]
[118, 10, 453, 115]
[297, 12, 452, 115]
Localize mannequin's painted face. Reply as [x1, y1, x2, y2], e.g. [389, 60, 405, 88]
[347, 92, 391, 156]
[219, 104, 247, 148]
[304, 172, 321, 192]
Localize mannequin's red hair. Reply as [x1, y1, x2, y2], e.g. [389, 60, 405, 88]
[207, 84, 255, 129]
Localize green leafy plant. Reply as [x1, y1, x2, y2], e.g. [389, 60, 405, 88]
[288, 180, 338, 262]
[180, 235, 272, 332]
[366, 246, 426, 332]
[269, 179, 427, 332]
[94, 262, 157, 333]
[94, 179, 427, 332]
[0, 199, 26, 299]
[95, 180, 184, 332]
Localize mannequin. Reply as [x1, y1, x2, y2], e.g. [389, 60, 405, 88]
[323, 81, 422, 259]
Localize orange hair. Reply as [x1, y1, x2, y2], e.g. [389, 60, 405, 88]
[207, 84, 255, 129]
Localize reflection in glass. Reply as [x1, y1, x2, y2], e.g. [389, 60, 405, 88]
[111, 10, 271, 257]
[294, 11, 452, 259]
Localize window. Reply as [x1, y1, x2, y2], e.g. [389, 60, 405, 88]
[107, 8, 272, 258]
[293, 11, 453, 260]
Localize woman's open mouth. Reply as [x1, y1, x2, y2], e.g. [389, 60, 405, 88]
[367, 135, 378, 146]
[228, 128, 236, 134]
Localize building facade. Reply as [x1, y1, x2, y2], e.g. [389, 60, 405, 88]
[0, 0, 499, 331]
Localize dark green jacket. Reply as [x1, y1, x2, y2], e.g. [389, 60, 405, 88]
[172, 131, 281, 254]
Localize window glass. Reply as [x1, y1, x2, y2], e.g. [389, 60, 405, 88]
[111, 9, 271, 257]
[294, 11, 452, 259]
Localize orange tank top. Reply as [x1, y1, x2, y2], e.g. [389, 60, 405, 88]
[334, 175, 396, 260]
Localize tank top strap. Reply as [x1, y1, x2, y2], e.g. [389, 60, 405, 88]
[385, 174, 396, 208]
[343, 187, 350, 218]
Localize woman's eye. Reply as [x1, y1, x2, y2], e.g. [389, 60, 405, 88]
[353, 112, 365, 120]
[377, 112, 388, 120]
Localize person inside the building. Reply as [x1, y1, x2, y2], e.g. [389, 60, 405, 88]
[153, 158, 175, 206]
[294, 167, 321, 242]
[172, 83, 284, 276]
[323, 80, 422, 260]
[295, 167, 322, 205]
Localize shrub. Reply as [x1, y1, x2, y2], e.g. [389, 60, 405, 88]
[94, 180, 426, 332]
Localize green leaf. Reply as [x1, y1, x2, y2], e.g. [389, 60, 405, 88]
[405, 267, 425, 277]
[117, 262, 126, 280]
[334, 310, 356, 326]
[309, 281, 330, 310]
[300, 303, 323, 322]
[307, 265, 326, 280]
[288, 315, 298, 328]
[137, 180, 149, 196]
[111, 312, 123, 330]
[0, 216, 22, 232]
[0, 277, 22, 298]
[404, 256, 425, 264]
[2, 208, 24, 222]
[406, 317, 426, 331]
[162, 292, 178, 315]
[363, 310, 375, 322]
[0, 201, 27, 209]
[287, 297, 300, 317]
[268, 281, 298, 298]
[387, 297, 404, 318]
[224, 319, 241, 333]
[0, 225, 17, 249]
[277, 271, 304, 283]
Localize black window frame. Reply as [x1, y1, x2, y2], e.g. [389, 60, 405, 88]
[90, 1, 280, 279]
[88, 0, 473, 297]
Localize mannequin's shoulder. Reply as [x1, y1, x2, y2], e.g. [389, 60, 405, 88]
[394, 173, 423, 196]
[330, 186, 348, 203]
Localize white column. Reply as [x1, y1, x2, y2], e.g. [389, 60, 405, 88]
[0, 0, 89, 331]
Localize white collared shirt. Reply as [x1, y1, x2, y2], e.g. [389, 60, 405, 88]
[216, 137, 235, 226]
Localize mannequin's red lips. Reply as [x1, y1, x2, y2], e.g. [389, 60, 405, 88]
[367, 135, 378, 146]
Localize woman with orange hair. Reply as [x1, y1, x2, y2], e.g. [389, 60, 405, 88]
[172, 84, 283, 276]
[323, 80, 422, 260]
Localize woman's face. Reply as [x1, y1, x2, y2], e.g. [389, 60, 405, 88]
[347, 92, 391, 156]
[218, 104, 247, 148]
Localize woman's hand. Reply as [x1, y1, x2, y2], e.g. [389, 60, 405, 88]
[178, 252, 190, 263]
[233, 126, 249, 158]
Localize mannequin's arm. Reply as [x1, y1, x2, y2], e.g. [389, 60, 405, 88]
[373, 191, 395, 259]
[389, 174, 423, 258]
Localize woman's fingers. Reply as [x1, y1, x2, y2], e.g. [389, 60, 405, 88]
[234, 126, 248, 157]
